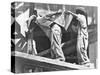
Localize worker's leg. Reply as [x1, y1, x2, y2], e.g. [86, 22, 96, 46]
[51, 24, 65, 61]
[27, 29, 37, 55]
[77, 36, 90, 65]
[32, 40, 37, 54]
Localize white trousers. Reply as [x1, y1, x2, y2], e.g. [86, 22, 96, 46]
[50, 24, 65, 60]
[77, 35, 90, 64]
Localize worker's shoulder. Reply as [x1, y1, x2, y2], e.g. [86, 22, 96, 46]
[77, 14, 86, 23]
[77, 14, 85, 19]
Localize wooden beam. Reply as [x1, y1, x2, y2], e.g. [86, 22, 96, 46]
[11, 51, 94, 73]
[37, 49, 50, 56]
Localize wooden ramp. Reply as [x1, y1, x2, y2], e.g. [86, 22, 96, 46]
[11, 51, 94, 73]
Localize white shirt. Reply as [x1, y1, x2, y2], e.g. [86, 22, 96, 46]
[77, 14, 88, 39]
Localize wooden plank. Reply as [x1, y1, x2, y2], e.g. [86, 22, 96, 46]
[37, 49, 50, 56]
[12, 51, 94, 72]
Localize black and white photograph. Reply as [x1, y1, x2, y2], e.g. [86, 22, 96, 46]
[11, 1, 97, 73]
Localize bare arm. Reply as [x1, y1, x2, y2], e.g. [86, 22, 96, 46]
[65, 11, 78, 18]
